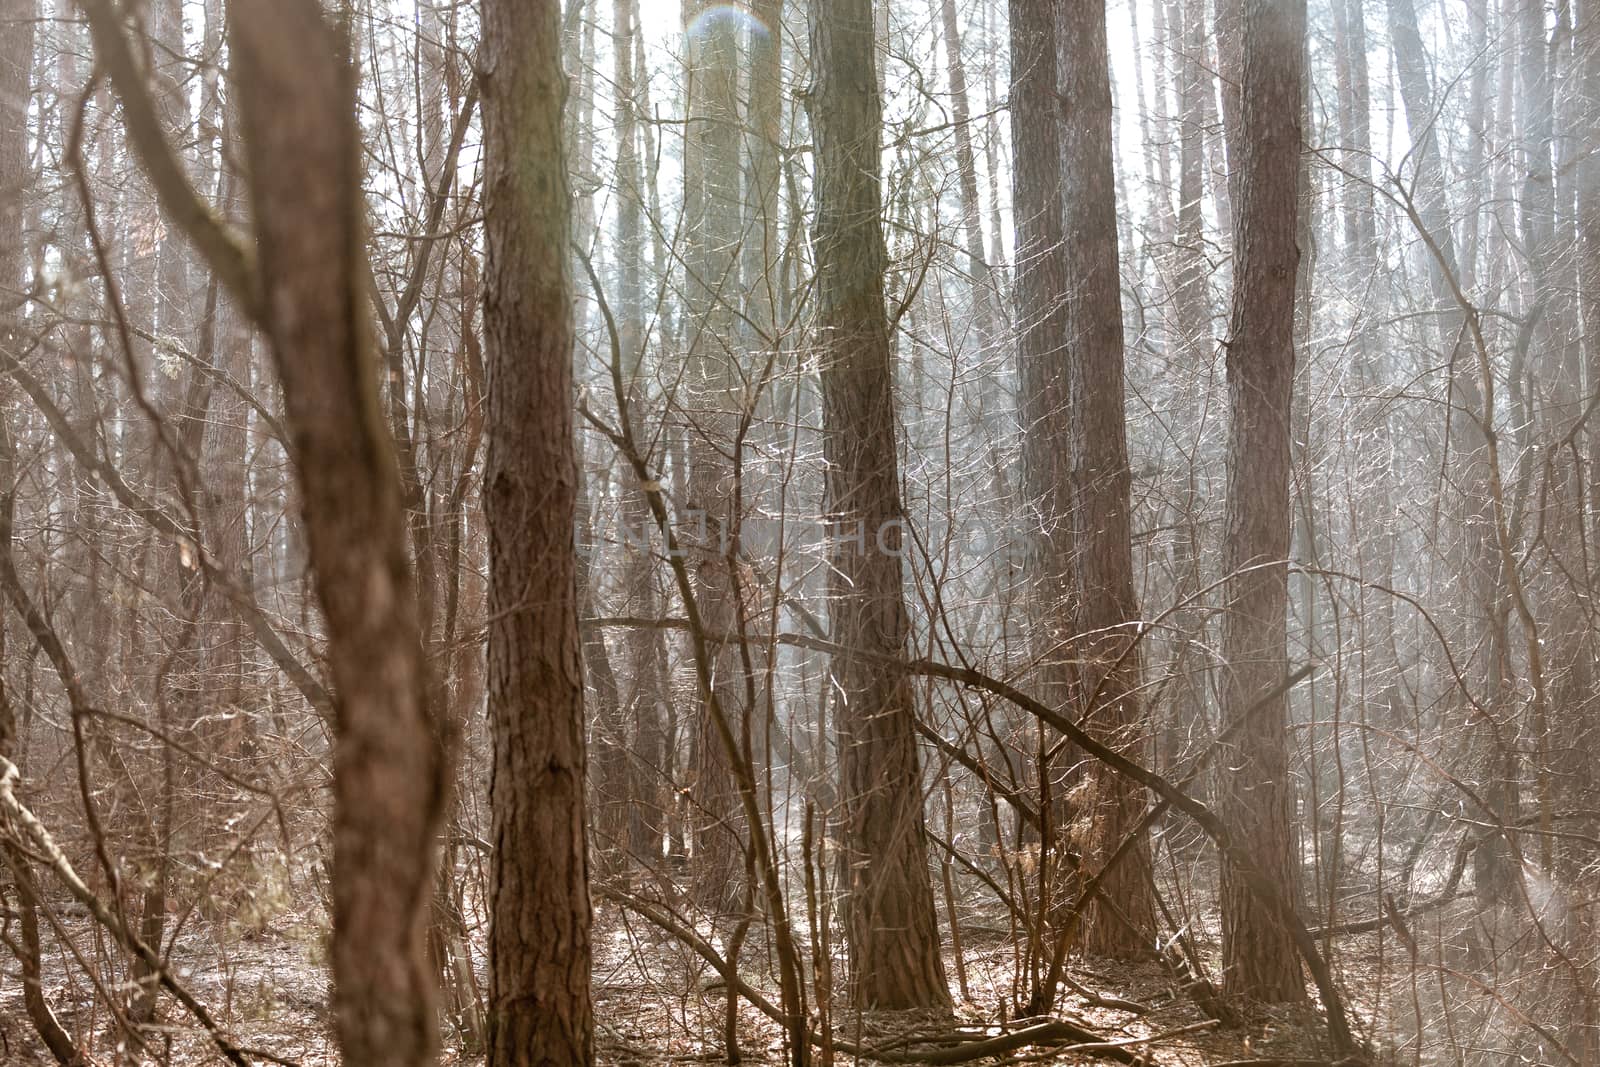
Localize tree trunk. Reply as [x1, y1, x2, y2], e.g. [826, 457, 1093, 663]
[480, 0, 594, 1063]
[613, 0, 669, 871]
[1008, 0, 1072, 754]
[683, 0, 747, 913]
[806, 0, 950, 1012]
[1057, 0, 1159, 960]
[1161, 0, 1214, 771]
[228, 2, 448, 1061]
[937, 0, 997, 348]
[1008, 0, 1080, 990]
[1217, 0, 1310, 1005]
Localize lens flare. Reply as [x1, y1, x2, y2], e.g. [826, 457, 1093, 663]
[685, 3, 772, 46]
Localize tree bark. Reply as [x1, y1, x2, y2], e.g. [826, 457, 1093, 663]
[1009, 0, 1072, 783]
[227, 2, 448, 1061]
[937, 0, 997, 348]
[1160, 0, 1214, 771]
[806, 0, 950, 1011]
[1217, 0, 1310, 1005]
[1057, 0, 1158, 960]
[683, 0, 747, 912]
[480, 0, 594, 1063]
[612, 0, 668, 871]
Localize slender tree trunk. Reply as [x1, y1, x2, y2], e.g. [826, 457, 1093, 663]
[937, 0, 997, 348]
[227, 3, 448, 1061]
[683, 0, 746, 913]
[806, 0, 950, 1011]
[613, 0, 668, 870]
[744, 0, 783, 346]
[1217, 0, 1310, 1005]
[1161, 0, 1213, 770]
[1008, 0, 1080, 988]
[0, 425, 82, 1067]
[1058, 0, 1158, 960]
[578, 447, 630, 875]
[480, 1, 593, 1063]
[131, 0, 200, 1021]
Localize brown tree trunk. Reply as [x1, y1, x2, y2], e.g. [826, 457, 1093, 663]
[131, 0, 199, 1021]
[1008, 0, 1072, 759]
[480, 0, 594, 1063]
[806, 0, 950, 1012]
[228, 2, 448, 1061]
[1057, 0, 1159, 960]
[937, 0, 997, 348]
[1008, 0, 1079, 989]
[1217, 0, 1310, 1005]
[682, 0, 747, 913]
[613, 0, 668, 869]
[1161, 0, 1213, 771]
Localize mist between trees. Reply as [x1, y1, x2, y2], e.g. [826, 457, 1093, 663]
[0, 0, 1596, 1066]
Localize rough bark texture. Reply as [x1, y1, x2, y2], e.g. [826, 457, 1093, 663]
[1217, 0, 1310, 1004]
[1009, 0, 1074, 774]
[1008, 0, 1078, 958]
[480, 0, 595, 1063]
[806, 0, 950, 1011]
[1057, 0, 1158, 959]
[228, 2, 447, 1062]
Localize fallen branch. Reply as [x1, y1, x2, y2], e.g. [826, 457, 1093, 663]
[598, 886, 1148, 1064]
[590, 616, 1361, 1058]
[0, 757, 270, 1067]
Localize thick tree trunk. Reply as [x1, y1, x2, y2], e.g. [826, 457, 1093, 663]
[1217, 0, 1310, 1005]
[228, 3, 448, 1062]
[1009, 0, 1072, 763]
[480, 1, 594, 1064]
[1057, 0, 1158, 960]
[806, 0, 949, 1012]
[1008, 0, 1080, 982]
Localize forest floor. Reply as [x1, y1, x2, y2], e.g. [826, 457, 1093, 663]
[1, 891, 1363, 1066]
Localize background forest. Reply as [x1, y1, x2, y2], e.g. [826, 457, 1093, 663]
[0, 0, 1595, 1064]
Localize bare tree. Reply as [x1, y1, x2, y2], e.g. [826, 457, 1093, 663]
[806, 0, 949, 1011]
[1057, 0, 1158, 961]
[480, 0, 594, 1063]
[682, 0, 747, 912]
[1216, 0, 1309, 1004]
